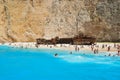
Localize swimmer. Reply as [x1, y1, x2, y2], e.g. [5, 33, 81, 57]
[108, 53, 111, 56]
[113, 55, 115, 57]
[96, 49, 99, 54]
[94, 49, 97, 54]
[70, 52, 72, 54]
[54, 53, 58, 57]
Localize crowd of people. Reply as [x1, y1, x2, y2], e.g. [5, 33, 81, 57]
[2, 42, 120, 57]
[70, 43, 120, 57]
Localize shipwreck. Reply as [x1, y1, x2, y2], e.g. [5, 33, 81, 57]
[36, 34, 96, 45]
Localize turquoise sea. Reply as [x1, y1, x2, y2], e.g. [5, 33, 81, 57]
[0, 45, 120, 80]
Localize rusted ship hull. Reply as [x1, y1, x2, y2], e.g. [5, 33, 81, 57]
[73, 38, 96, 45]
[36, 36, 96, 45]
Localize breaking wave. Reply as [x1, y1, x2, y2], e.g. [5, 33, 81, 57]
[58, 54, 119, 65]
[58, 55, 94, 63]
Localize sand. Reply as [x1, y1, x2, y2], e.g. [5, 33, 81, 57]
[1, 42, 119, 52]
[1, 42, 120, 56]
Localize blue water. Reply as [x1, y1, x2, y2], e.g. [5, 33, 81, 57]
[0, 45, 120, 80]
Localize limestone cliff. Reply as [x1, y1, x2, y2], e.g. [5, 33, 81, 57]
[0, 0, 120, 42]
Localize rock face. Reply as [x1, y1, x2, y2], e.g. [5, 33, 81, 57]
[0, 0, 120, 42]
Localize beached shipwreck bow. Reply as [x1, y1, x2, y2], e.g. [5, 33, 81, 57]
[36, 34, 96, 45]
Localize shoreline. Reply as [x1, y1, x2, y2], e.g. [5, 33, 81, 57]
[1, 42, 120, 54]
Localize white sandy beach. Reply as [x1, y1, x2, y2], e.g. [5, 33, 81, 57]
[1, 42, 120, 57]
[1, 42, 119, 53]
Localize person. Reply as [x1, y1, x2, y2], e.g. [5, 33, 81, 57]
[50, 46, 52, 48]
[91, 45, 94, 51]
[60, 44, 62, 47]
[96, 48, 99, 54]
[9, 43, 11, 45]
[21, 46, 23, 48]
[70, 52, 72, 54]
[75, 45, 78, 51]
[35, 44, 38, 48]
[113, 55, 115, 57]
[94, 49, 96, 54]
[78, 47, 80, 51]
[102, 44, 104, 49]
[81, 45, 84, 48]
[54, 53, 58, 56]
[105, 44, 107, 47]
[108, 53, 111, 56]
[117, 45, 120, 50]
[97, 45, 99, 48]
[114, 43, 116, 48]
[108, 46, 111, 51]
[118, 50, 120, 54]
[117, 48, 120, 56]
